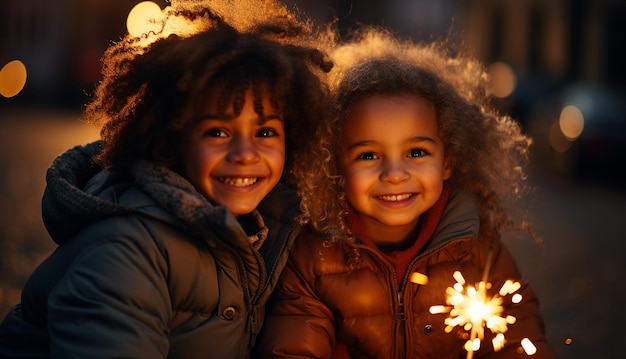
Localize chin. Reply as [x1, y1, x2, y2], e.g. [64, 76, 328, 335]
[379, 217, 420, 227]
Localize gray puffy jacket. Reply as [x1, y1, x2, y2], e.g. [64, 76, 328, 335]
[0, 141, 301, 359]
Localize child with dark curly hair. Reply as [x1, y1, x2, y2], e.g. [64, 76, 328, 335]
[259, 28, 558, 358]
[0, 0, 332, 358]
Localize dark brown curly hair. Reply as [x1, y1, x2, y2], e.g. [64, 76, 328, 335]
[86, 0, 333, 185]
[294, 27, 533, 242]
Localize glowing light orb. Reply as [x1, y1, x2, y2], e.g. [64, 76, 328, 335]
[549, 121, 573, 153]
[487, 62, 516, 98]
[559, 105, 584, 140]
[0, 60, 27, 98]
[127, 1, 163, 37]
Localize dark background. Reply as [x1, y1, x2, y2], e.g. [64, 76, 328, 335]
[1, 1, 625, 358]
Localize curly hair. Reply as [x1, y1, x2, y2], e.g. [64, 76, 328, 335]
[294, 27, 533, 242]
[86, 0, 333, 185]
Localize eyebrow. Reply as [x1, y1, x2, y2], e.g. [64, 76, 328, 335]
[346, 136, 437, 150]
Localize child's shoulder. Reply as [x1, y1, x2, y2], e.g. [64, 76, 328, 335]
[292, 226, 351, 255]
[293, 225, 330, 247]
[289, 226, 357, 274]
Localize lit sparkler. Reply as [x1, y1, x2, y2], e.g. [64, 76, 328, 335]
[427, 271, 520, 358]
[412, 250, 536, 358]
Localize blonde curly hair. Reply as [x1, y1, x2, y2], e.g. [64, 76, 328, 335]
[293, 27, 532, 242]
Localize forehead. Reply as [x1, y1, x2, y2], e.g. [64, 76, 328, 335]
[343, 95, 438, 141]
[196, 84, 281, 116]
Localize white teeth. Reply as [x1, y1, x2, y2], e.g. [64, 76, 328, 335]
[379, 193, 413, 201]
[220, 177, 258, 187]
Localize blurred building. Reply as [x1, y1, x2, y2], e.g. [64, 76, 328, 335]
[0, 0, 168, 108]
[290, 0, 626, 184]
[2, 0, 625, 104]
[286, 0, 625, 88]
[1, 0, 625, 182]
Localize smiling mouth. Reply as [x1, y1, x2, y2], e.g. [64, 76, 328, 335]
[218, 177, 259, 187]
[378, 193, 414, 202]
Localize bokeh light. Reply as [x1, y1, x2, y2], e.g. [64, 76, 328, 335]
[0, 60, 27, 98]
[487, 62, 516, 98]
[559, 105, 585, 140]
[549, 121, 573, 153]
[127, 1, 163, 38]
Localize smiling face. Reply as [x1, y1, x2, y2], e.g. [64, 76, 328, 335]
[340, 95, 452, 248]
[183, 88, 285, 217]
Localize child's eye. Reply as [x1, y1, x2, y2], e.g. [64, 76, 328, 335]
[257, 128, 277, 137]
[357, 152, 378, 160]
[409, 148, 428, 158]
[203, 129, 227, 137]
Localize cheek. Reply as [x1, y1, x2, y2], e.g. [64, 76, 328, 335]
[343, 167, 371, 197]
[344, 184, 360, 208]
[185, 146, 214, 177]
[266, 145, 286, 171]
[422, 166, 447, 185]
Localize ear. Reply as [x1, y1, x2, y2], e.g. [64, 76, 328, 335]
[442, 156, 453, 180]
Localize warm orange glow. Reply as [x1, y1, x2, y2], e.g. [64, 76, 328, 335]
[549, 121, 573, 153]
[487, 62, 516, 98]
[465, 337, 480, 351]
[0, 60, 27, 98]
[559, 105, 584, 140]
[429, 305, 448, 314]
[492, 333, 505, 351]
[410, 272, 429, 285]
[127, 1, 163, 37]
[453, 271, 466, 285]
[521, 338, 537, 355]
[565, 338, 573, 345]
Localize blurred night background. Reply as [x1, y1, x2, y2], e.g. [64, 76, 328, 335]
[1, 0, 625, 358]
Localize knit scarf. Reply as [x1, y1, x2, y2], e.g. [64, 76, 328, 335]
[347, 186, 450, 284]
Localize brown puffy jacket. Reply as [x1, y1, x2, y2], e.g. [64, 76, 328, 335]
[259, 190, 558, 359]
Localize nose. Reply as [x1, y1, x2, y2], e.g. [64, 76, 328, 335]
[379, 159, 409, 183]
[227, 136, 260, 164]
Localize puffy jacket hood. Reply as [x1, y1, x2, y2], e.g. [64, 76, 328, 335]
[41, 141, 231, 245]
[42, 141, 131, 243]
[424, 187, 480, 253]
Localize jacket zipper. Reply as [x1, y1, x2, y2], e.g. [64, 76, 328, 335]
[254, 221, 299, 300]
[396, 288, 407, 359]
[248, 221, 299, 349]
[357, 237, 474, 358]
[331, 233, 475, 358]
[362, 246, 407, 359]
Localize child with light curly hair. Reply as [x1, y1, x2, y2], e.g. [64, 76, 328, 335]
[259, 28, 557, 358]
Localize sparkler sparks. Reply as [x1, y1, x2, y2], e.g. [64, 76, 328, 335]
[428, 271, 520, 358]
[412, 269, 536, 358]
